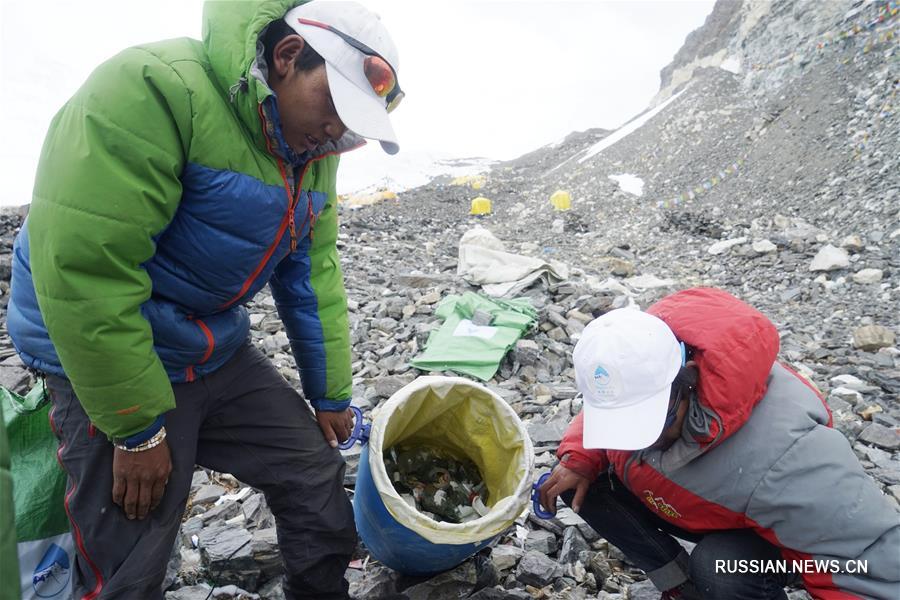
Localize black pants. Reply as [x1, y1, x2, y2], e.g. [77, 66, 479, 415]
[46, 341, 356, 599]
[561, 474, 798, 600]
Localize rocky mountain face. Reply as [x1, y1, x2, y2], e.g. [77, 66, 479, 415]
[1, 1, 897, 598]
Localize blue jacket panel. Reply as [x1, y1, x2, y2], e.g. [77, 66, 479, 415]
[8, 161, 330, 383]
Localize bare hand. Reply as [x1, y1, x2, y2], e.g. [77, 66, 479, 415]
[538, 462, 591, 515]
[316, 408, 354, 448]
[112, 439, 172, 520]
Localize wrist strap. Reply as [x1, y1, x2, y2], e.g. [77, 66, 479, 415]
[115, 427, 166, 453]
[116, 415, 165, 449]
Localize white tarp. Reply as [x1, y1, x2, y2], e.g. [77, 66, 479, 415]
[457, 228, 569, 297]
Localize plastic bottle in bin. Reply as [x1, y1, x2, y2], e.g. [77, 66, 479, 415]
[384, 444, 489, 523]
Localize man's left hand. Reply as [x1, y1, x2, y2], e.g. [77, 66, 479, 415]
[316, 408, 354, 448]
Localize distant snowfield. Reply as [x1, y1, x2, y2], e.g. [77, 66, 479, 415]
[337, 143, 495, 196]
[608, 174, 645, 196]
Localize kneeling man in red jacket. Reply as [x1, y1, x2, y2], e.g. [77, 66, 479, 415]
[538, 288, 899, 600]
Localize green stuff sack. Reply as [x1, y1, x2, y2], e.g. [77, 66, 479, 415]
[410, 292, 537, 381]
[2, 384, 74, 600]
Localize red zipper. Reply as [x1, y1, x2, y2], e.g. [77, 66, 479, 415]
[275, 157, 301, 252]
[305, 193, 316, 241]
[217, 103, 363, 311]
[194, 318, 216, 363]
[216, 105, 297, 310]
[183, 316, 215, 382]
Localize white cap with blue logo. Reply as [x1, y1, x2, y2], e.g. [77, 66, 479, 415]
[573, 308, 683, 450]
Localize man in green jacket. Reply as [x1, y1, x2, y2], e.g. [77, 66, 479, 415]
[7, 1, 403, 597]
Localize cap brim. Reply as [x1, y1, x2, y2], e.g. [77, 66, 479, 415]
[325, 62, 399, 155]
[583, 385, 671, 450]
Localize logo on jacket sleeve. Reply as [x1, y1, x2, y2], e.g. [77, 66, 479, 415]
[643, 489, 682, 519]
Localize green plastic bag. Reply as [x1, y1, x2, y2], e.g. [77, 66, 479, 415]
[2, 383, 73, 600]
[410, 292, 537, 381]
[1, 399, 21, 600]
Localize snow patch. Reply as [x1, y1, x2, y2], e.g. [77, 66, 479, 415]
[720, 56, 742, 74]
[576, 87, 689, 164]
[608, 174, 645, 196]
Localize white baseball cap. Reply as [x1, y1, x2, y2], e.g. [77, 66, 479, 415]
[284, 1, 402, 154]
[573, 309, 684, 450]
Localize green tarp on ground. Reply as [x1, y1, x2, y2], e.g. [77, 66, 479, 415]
[410, 292, 538, 381]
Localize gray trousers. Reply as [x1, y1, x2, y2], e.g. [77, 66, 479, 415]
[46, 341, 356, 599]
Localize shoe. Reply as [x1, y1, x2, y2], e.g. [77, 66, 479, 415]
[661, 581, 702, 600]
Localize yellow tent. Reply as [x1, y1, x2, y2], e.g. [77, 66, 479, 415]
[452, 174, 487, 189]
[340, 189, 398, 207]
[550, 190, 571, 211]
[469, 197, 492, 215]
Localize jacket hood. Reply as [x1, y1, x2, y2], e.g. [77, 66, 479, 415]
[203, 0, 299, 105]
[201, 0, 364, 160]
[647, 287, 779, 454]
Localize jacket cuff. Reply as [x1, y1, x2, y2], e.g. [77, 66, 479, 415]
[560, 451, 602, 480]
[311, 398, 351, 412]
[114, 414, 166, 447]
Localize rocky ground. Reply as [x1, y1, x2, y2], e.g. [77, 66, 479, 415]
[1, 0, 898, 598]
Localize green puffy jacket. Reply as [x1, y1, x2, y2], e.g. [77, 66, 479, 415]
[9, 0, 363, 437]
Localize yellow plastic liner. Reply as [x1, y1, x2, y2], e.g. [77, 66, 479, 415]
[368, 377, 534, 545]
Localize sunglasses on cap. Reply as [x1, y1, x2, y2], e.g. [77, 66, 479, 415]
[296, 18, 405, 113]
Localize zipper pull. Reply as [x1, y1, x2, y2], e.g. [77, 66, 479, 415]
[289, 208, 297, 252]
[307, 192, 316, 241]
